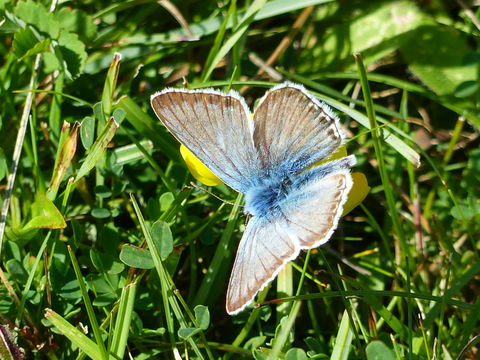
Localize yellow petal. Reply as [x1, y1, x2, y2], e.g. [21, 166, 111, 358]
[342, 172, 370, 216]
[315, 144, 348, 166]
[180, 145, 223, 186]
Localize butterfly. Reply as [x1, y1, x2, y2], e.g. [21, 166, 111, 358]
[151, 82, 356, 315]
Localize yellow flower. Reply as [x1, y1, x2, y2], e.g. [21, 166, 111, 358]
[317, 145, 370, 216]
[342, 172, 369, 216]
[180, 145, 223, 186]
[179, 144, 369, 214]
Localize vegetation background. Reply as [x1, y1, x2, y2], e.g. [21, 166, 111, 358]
[0, 0, 479, 359]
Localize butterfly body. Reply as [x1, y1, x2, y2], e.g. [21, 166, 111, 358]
[244, 173, 293, 218]
[151, 82, 355, 314]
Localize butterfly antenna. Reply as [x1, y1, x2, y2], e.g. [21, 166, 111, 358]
[188, 181, 244, 208]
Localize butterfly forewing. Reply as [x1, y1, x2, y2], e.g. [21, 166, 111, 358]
[151, 89, 260, 192]
[253, 83, 344, 172]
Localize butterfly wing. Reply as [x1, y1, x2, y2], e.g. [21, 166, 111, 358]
[282, 167, 353, 249]
[226, 216, 299, 315]
[151, 88, 260, 192]
[226, 166, 353, 314]
[253, 83, 344, 173]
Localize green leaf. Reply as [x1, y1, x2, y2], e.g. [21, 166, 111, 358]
[0, 11, 24, 32]
[112, 108, 126, 124]
[12, 26, 50, 60]
[102, 53, 122, 116]
[93, 102, 104, 123]
[401, 24, 476, 96]
[54, 7, 98, 42]
[178, 327, 201, 340]
[194, 305, 210, 331]
[151, 220, 173, 261]
[75, 117, 119, 182]
[253, 348, 269, 360]
[92, 292, 118, 306]
[5, 259, 28, 283]
[80, 116, 95, 150]
[285, 348, 308, 360]
[57, 279, 82, 300]
[119, 245, 154, 269]
[23, 192, 66, 231]
[91, 208, 111, 219]
[159, 192, 174, 212]
[87, 273, 119, 294]
[450, 200, 480, 220]
[269, 303, 301, 359]
[366, 340, 396, 360]
[52, 31, 87, 79]
[304, 336, 323, 355]
[94, 185, 112, 198]
[0, 148, 7, 182]
[110, 283, 137, 360]
[454, 81, 479, 98]
[90, 249, 124, 274]
[14, 0, 60, 38]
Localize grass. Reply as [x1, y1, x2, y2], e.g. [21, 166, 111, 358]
[0, 0, 479, 359]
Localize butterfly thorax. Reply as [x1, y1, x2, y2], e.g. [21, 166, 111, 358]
[244, 175, 293, 218]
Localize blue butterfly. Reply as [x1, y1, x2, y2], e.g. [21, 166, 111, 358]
[151, 82, 356, 314]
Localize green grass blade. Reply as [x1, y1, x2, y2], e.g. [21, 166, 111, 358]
[125, 0, 334, 44]
[0, 54, 42, 260]
[330, 310, 354, 360]
[202, 0, 268, 81]
[354, 52, 409, 258]
[68, 245, 109, 360]
[130, 194, 209, 360]
[117, 95, 179, 160]
[267, 301, 302, 360]
[74, 117, 119, 183]
[101, 53, 121, 117]
[193, 194, 243, 307]
[44, 309, 112, 360]
[201, 0, 236, 82]
[110, 282, 137, 359]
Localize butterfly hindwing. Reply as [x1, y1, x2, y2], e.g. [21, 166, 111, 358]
[226, 163, 354, 314]
[226, 216, 299, 315]
[151, 89, 260, 192]
[281, 168, 353, 250]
